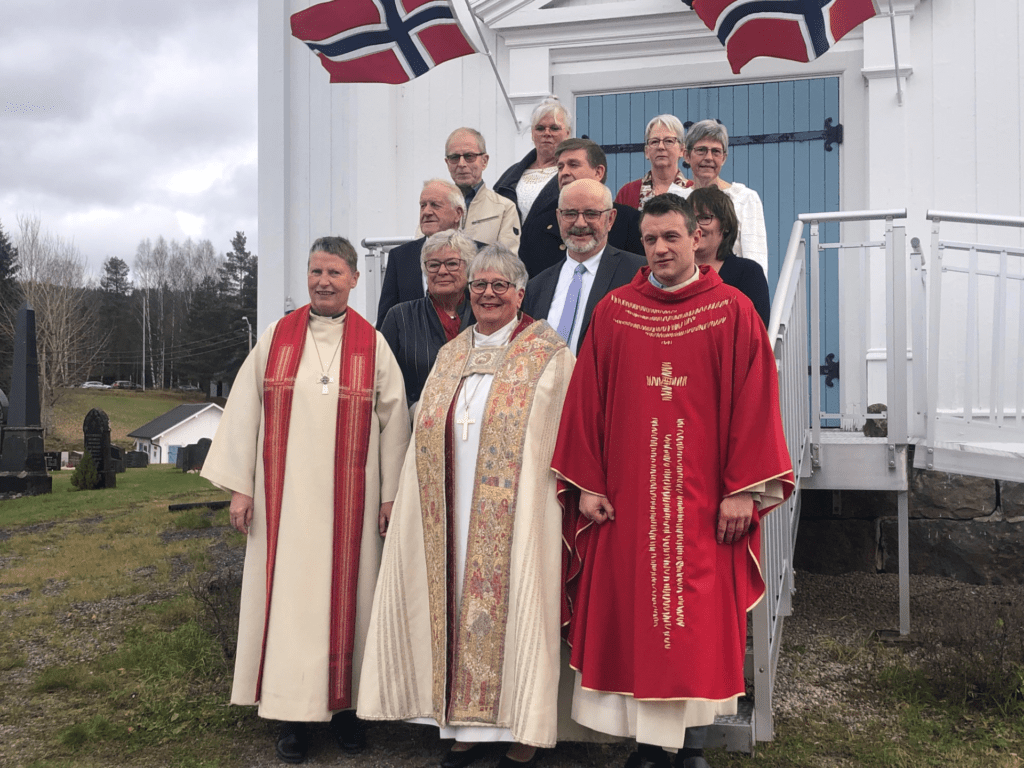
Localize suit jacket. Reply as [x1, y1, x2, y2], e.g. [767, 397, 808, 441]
[519, 202, 644, 278]
[522, 244, 646, 354]
[376, 237, 426, 330]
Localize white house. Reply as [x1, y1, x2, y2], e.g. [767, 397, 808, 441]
[127, 403, 224, 465]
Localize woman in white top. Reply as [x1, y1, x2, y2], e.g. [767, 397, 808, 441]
[494, 98, 571, 225]
[681, 119, 769, 276]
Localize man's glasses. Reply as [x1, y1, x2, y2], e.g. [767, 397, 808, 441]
[695, 214, 715, 225]
[558, 208, 612, 223]
[424, 259, 464, 273]
[689, 146, 725, 158]
[469, 279, 513, 294]
[646, 137, 680, 148]
[445, 152, 484, 164]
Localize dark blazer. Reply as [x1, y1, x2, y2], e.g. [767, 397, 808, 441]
[718, 255, 771, 328]
[519, 202, 645, 278]
[376, 237, 426, 330]
[494, 149, 560, 228]
[522, 244, 645, 354]
[380, 296, 474, 405]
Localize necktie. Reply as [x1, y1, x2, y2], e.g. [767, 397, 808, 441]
[557, 263, 587, 342]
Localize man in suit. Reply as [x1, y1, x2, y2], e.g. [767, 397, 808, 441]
[445, 127, 521, 254]
[377, 179, 465, 329]
[523, 178, 645, 354]
[519, 138, 644, 278]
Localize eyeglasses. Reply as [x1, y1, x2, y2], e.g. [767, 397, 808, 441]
[469, 279, 513, 295]
[695, 214, 715, 225]
[646, 137, 680, 148]
[445, 152, 484, 164]
[558, 208, 612, 223]
[689, 146, 725, 158]
[425, 258, 464, 273]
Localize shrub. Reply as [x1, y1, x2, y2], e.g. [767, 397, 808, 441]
[70, 449, 99, 490]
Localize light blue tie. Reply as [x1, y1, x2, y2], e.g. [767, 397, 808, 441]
[556, 263, 587, 342]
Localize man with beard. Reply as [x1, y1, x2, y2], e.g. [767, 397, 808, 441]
[522, 178, 645, 354]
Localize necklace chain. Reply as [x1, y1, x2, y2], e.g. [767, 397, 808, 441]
[310, 325, 343, 394]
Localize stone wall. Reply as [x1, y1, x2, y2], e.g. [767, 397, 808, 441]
[795, 456, 1024, 585]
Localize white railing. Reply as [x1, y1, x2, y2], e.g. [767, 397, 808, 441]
[362, 236, 413, 326]
[751, 220, 809, 742]
[917, 211, 1024, 480]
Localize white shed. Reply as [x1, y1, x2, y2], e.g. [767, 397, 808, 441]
[127, 403, 224, 465]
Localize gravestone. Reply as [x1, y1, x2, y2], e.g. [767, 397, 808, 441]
[0, 302, 52, 496]
[83, 409, 116, 489]
[126, 451, 149, 469]
[109, 445, 126, 474]
[178, 438, 213, 472]
[175, 445, 187, 470]
[43, 452, 61, 472]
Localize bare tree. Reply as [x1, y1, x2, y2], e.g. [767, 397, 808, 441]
[15, 215, 104, 432]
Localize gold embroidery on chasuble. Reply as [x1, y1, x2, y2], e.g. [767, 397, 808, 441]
[610, 293, 733, 344]
[413, 322, 563, 726]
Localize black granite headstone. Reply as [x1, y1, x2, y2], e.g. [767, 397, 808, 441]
[43, 452, 61, 472]
[0, 303, 51, 496]
[83, 409, 116, 489]
[126, 450, 149, 469]
[109, 445, 126, 474]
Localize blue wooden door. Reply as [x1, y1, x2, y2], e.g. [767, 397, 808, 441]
[577, 79, 841, 423]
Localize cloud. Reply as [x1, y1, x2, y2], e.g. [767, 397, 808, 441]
[0, 0, 258, 275]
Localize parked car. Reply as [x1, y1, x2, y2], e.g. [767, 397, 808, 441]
[81, 381, 110, 389]
[112, 381, 142, 390]
[177, 384, 202, 392]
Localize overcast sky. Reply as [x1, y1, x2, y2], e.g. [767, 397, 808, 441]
[1, 0, 258, 279]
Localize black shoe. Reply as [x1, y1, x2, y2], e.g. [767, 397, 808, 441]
[440, 742, 490, 768]
[276, 721, 308, 764]
[624, 747, 670, 768]
[331, 709, 367, 753]
[497, 749, 540, 768]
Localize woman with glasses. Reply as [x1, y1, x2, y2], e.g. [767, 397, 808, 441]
[688, 186, 770, 328]
[680, 120, 769, 276]
[379, 229, 477, 411]
[495, 97, 572, 225]
[360, 244, 572, 768]
[613, 114, 691, 211]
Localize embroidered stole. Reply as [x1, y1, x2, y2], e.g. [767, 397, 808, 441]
[258, 304, 376, 710]
[414, 318, 561, 725]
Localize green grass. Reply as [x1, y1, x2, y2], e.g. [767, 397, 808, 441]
[0, 465, 224, 527]
[48, 387, 209, 452]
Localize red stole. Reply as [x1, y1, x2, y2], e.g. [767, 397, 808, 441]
[258, 304, 377, 710]
[430, 294, 465, 341]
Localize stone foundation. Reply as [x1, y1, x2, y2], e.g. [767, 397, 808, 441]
[794, 462, 1024, 585]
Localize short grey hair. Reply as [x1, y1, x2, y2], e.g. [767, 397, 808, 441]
[445, 127, 486, 155]
[644, 114, 686, 144]
[468, 244, 528, 290]
[422, 178, 466, 212]
[530, 96, 573, 133]
[421, 229, 477, 275]
[685, 119, 729, 154]
[309, 236, 358, 273]
[558, 179, 613, 209]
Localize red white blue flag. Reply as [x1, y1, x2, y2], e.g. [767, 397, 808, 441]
[290, 0, 478, 85]
[683, 0, 878, 74]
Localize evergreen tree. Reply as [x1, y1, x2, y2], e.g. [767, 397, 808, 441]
[99, 257, 137, 382]
[216, 232, 258, 383]
[71, 449, 100, 490]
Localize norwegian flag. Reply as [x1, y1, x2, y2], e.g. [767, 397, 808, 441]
[683, 0, 878, 74]
[290, 0, 478, 85]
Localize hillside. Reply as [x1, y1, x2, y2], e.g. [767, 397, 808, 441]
[46, 388, 211, 453]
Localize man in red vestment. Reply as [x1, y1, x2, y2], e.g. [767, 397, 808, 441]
[552, 194, 794, 768]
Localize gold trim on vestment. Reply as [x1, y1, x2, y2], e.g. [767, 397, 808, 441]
[414, 321, 564, 726]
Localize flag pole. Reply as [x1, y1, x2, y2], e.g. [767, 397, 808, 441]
[887, 0, 904, 106]
[458, 0, 521, 130]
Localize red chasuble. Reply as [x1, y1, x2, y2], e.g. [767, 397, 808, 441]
[258, 304, 376, 710]
[553, 266, 794, 702]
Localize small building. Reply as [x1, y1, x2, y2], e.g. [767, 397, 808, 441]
[127, 403, 224, 465]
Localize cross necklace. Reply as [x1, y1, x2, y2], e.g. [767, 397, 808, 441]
[310, 327, 343, 394]
[456, 376, 485, 441]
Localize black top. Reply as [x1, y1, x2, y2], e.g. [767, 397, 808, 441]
[377, 237, 427, 330]
[519, 202, 645, 278]
[379, 296, 475, 406]
[718, 255, 771, 328]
